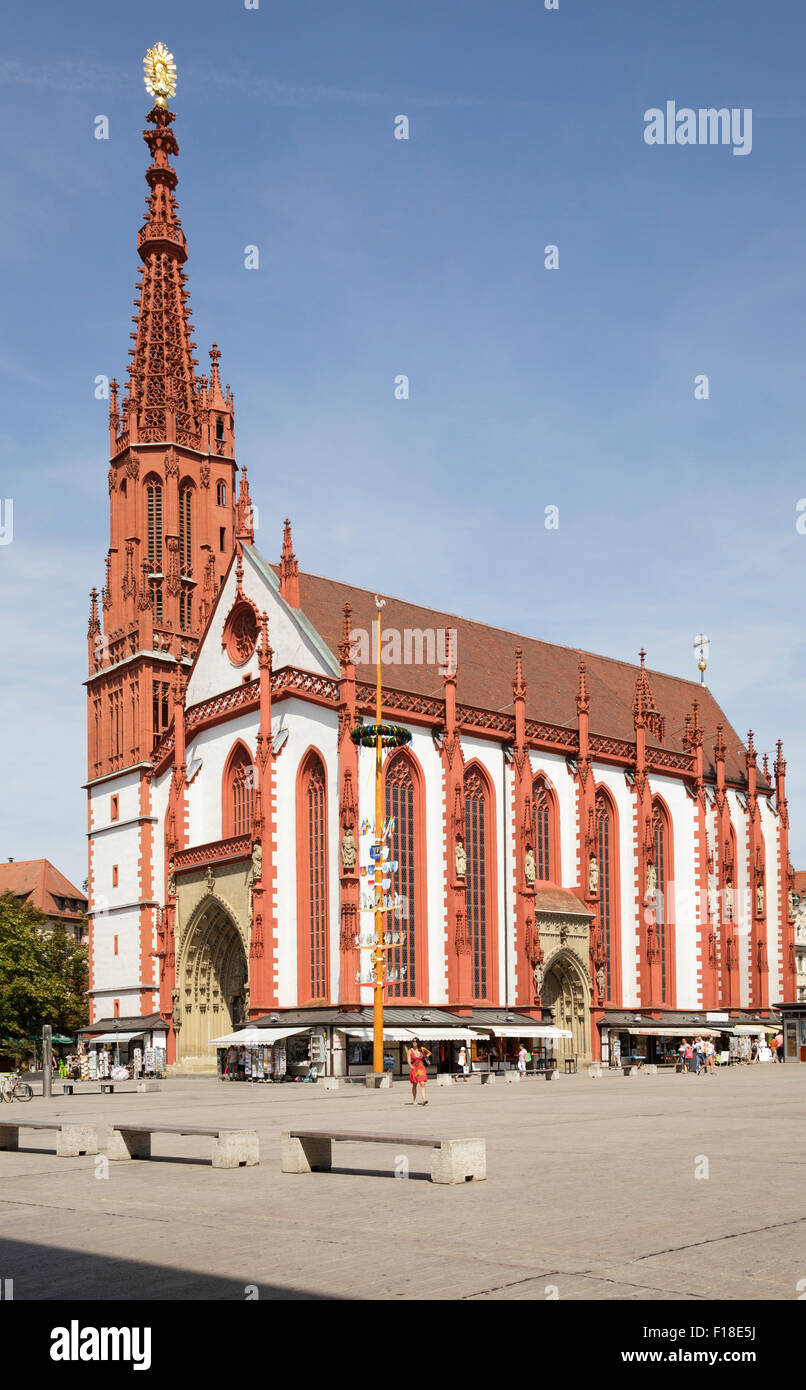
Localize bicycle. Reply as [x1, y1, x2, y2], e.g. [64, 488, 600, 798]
[0, 1071, 34, 1102]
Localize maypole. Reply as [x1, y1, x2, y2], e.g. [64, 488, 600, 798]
[351, 596, 411, 1081]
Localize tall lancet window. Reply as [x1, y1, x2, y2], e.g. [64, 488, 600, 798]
[464, 765, 497, 1002]
[146, 478, 163, 571]
[652, 799, 674, 1005]
[296, 752, 329, 1004]
[223, 744, 255, 840]
[384, 752, 426, 1001]
[595, 789, 620, 1004]
[532, 775, 559, 882]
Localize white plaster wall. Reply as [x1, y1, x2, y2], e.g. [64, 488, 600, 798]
[727, 791, 751, 1006]
[186, 548, 335, 706]
[273, 698, 339, 1008]
[649, 775, 698, 1008]
[760, 798, 781, 1000]
[591, 765, 639, 1007]
[91, 905, 142, 997]
[185, 710, 259, 848]
[464, 735, 508, 1005]
[89, 768, 142, 835]
[529, 750, 577, 886]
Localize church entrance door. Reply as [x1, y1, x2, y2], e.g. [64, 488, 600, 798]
[543, 952, 590, 1064]
[176, 905, 248, 1067]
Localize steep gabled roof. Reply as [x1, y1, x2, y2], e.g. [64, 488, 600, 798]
[0, 860, 87, 920]
[262, 559, 756, 788]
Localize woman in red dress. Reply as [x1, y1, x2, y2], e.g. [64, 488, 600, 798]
[407, 1038, 431, 1105]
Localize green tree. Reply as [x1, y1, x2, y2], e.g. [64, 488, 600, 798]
[0, 894, 89, 1040]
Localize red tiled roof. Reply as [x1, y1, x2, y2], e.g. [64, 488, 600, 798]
[793, 871, 806, 894]
[0, 860, 87, 920]
[271, 563, 758, 788]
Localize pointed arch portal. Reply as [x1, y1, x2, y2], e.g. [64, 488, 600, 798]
[542, 950, 591, 1064]
[176, 899, 248, 1064]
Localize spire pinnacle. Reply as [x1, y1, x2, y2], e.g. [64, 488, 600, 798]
[338, 602, 353, 667]
[513, 646, 525, 700]
[236, 467, 254, 543]
[632, 650, 665, 741]
[280, 518, 300, 608]
[576, 658, 589, 715]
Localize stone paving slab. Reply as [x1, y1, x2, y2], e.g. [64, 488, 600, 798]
[0, 1066, 802, 1299]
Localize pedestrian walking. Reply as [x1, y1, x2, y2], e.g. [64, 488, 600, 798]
[684, 1040, 695, 1074]
[705, 1038, 715, 1074]
[775, 1032, 784, 1064]
[517, 1044, 528, 1079]
[457, 1045, 470, 1078]
[407, 1038, 431, 1105]
[751, 1039, 759, 1064]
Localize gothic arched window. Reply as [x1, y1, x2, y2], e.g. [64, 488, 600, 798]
[216, 480, 227, 506]
[464, 764, 497, 1003]
[146, 477, 163, 571]
[297, 752, 329, 1004]
[652, 799, 675, 1005]
[223, 744, 255, 839]
[532, 775, 560, 882]
[595, 788, 620, 1004]
[384, 752, 427, 1001]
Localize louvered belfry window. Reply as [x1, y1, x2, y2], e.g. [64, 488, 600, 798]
[596, 791, 613, 1000]
[147, 481, 163, 571]
[385, 754, 417, 999]
[303, 755, 329, 1001]
[464, 767, 488, 1001]
[179, 484, 192, 569]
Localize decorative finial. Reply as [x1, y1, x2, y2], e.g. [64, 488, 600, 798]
[143, 43, 177, 109]
[513, 646, 525, 699]
[694, 633, 709, 685]
[639, 647, 646, 668]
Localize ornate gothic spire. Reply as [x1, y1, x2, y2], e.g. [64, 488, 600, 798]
[632, 648, 665, 742]
[236, 466, 254, 543]
[118, 57, 201, 452]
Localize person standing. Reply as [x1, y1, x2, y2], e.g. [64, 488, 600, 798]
[776, 1032, 784, 1064]
[684, 1040, 695, 1074]
[517, 1044, 528, 1079]
[457, 1045, 470, 1079]
[407, 1038, 431, 1105]
[705, 1038, 715, 1074]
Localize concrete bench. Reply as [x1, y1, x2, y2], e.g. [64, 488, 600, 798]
[107, 1122, 258, 1169]
[437, 1072, 495, 1086]
[281, 1129, 486, 1185]
[135, 1080, 161, 1093]
[62, 1083, 75, 1096]
[100, 1082, 115, 1094]
[0, 1120, 99, 1157]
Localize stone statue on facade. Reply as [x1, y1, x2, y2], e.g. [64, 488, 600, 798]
[725, 879, 734, 917]
[341, 825, 357, 872]
[455, 840, 467, 880]
[588, 857, 599, 895]
[756, 882, 764, 915]
[524, 848, 536, 887]
[171, 987, 181, 1030]
[646, 862, 657, 898]
[167, 859, 176, 898]
[250, 842, 262, 886]
[205, 865, 215, 895]
[533, 959, 544, 996]
[596, 964, 605, 998]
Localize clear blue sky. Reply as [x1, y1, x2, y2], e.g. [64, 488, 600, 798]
[1, 0, 805, 885]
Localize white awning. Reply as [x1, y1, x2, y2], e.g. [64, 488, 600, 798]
[731, 1024, 775, 1036]
[400, 1027, 482, 1042]
[626, 1026, 720, 1038]
[342, 1028, 414, 1042]
[208, 1026, 311, 1046]
[87, 1031, 145, 1044]
[478, 1025, 572, 1039]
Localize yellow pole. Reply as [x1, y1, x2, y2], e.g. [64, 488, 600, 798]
[373, 604, 384, 1075]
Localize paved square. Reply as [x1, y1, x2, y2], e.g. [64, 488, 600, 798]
[0, 1066, 803, 1300]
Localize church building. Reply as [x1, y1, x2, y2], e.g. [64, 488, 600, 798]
[84, 61, 798, 1070]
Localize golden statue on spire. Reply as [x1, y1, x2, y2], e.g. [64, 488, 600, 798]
[143, 43, 177, 108]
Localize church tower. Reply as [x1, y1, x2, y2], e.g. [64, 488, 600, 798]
[85, 45, 238, 1026]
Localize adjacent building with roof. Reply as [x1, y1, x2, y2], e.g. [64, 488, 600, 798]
[84, 68, 798, 1070]
[0, 859, 88, 942]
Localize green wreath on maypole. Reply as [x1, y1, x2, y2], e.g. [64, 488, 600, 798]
[351, 722, 412, 748]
